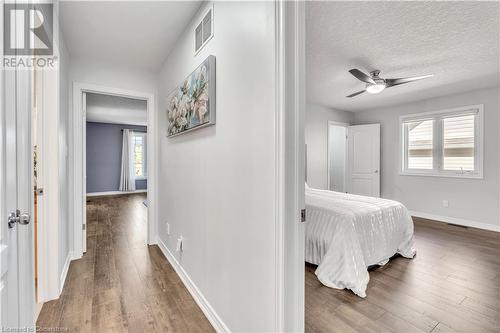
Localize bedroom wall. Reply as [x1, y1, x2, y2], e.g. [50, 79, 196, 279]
[157, 2, 277, 331]
[86, 122, 147, 193]
[353, 86, 500, 230]
[306, 103, 354, 189]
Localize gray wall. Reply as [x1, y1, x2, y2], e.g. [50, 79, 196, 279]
[306, 103, 354, 189]
[353, 86, 500, 228]
[86, 122, 147, 193]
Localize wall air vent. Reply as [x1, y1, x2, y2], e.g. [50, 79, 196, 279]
[195, 7, 214, 54]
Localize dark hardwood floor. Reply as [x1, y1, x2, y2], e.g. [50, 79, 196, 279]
[37, 193, 214, 333]
[305, 217, 500, 333]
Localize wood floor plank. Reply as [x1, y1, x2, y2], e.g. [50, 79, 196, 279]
[375, 312, 426, 333]
[37, 193, 214, 333]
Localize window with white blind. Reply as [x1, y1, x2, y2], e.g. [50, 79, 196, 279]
[401, 105, 483, 178]
[132, 132, 147, 179]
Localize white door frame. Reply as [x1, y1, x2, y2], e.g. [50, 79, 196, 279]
[72, 82, 157, 259]
[275, 1, 306, 332]
[326, 121, 349, 192]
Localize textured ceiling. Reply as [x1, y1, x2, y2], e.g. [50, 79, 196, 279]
[86, 93, 147, 126]
[306, 1, 500, 112]
[60, 1, 202, 71]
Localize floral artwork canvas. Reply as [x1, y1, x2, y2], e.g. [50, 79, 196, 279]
[166, 55, 216, 137]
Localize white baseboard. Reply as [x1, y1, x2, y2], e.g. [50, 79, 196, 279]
[409, 211, 500, 232]
[157, 238, 230, 333]
[86, 189, 147, 197]
[59, 251, 73, 295]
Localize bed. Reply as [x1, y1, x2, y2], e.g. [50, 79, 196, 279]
[305, 184, 416, 298]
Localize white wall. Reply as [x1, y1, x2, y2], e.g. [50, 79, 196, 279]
[33, 2, 72, 302]
[306, 103, 353, 189]
[354, 86, 500, 230]
[85, 93, 147, 126]
[68, 57, 158, 94]
[157, 2, 278, 331]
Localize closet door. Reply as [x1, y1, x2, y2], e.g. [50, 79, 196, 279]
[346, 124, 380, 197]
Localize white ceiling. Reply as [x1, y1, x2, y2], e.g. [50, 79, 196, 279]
[86, 93, 147, 126]
[60, 1, 202, 71]
[306, 1, 500, 112]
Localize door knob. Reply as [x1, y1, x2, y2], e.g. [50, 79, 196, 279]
[374, 170, 379, 173]
[8, 209, 30, 228]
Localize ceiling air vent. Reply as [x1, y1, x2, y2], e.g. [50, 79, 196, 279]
[195, 7, 213, 54]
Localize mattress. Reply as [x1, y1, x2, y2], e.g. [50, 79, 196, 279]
[305, 185, 416, 297]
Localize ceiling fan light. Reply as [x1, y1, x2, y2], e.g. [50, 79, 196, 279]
[366, 83, 386, 94]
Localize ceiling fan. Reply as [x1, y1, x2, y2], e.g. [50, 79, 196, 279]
[346, 69, 433, 98]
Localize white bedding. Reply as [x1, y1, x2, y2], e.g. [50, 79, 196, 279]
[305, 185, 416, 297]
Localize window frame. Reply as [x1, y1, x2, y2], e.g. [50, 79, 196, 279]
[132, 131, 147, 180]
[400, 104, 484, 179]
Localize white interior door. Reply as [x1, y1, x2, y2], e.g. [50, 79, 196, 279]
[347, 124, 380, 197]
[1, 2, 35, 328]
[1, 53, 21, 332]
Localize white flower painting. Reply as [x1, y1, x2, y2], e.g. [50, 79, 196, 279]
[167, 55, 216, 137]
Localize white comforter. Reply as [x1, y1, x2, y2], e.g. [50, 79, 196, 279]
[305, 186, 416, 297]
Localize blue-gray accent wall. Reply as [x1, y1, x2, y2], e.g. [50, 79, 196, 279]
[86, 122, 147, 193]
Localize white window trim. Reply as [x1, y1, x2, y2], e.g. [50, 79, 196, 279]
[132, 131, 147, 180]
[399, 104, 484, 179]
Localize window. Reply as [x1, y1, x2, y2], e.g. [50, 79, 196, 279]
[132, 132, 147, 179]
[401, 105, 483, 178]
[407, 119, 433, 170]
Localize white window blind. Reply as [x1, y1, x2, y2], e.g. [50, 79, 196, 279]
[132, 132, 147, 179]
[443, 115, 475, 171]
[407, 120, 433, 170]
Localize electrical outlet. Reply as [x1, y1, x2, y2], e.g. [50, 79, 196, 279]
[166, 223, 170, 235]
[442, 200, 449, 208]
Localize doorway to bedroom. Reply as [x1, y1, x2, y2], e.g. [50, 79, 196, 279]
[85, 92, 149, 252]
[73, 84, 156, 258]
[304, 1, 500, 332]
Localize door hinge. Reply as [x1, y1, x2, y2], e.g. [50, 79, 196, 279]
[301, 209, 306, 223]
[82, 224, 86, 230]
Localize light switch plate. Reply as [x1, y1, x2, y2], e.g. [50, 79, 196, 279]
[176, 236, 184, 252]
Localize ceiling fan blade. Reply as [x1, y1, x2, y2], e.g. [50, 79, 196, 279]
[349, 69, 375, 84]
[346, 90, 366, 98]
[386, 74, 433, 87]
